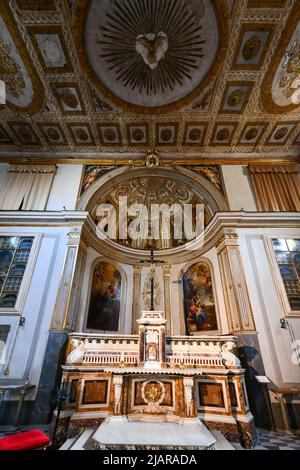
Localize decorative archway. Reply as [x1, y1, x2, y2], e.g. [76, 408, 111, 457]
[77, 165, 229, 264]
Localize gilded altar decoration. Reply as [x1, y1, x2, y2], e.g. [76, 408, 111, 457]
[143, 381, 164, 403]
[183, 262, 218, 333]
[86, 262, 121, 331]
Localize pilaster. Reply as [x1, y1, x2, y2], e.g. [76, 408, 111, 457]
[216, 233, 255, 333]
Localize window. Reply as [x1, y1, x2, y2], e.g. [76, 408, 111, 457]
[0, 236, 34, 309]
[271, 239, 300, 312]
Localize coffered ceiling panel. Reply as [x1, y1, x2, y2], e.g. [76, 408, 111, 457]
[0, 0, 299, 163]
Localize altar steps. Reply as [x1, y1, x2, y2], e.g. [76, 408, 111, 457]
[209, 430, 236, 450]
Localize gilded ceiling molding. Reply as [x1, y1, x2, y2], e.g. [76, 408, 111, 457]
[72, 0, 229, 115]
[260, 2, 300, 114]
[0, 1, 45, 114]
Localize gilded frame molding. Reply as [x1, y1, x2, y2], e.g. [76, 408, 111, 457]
[0, 1, 45, 114]
[261, 3, 300, 114]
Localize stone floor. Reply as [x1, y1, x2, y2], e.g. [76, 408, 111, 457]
[252, 429, 300, 451]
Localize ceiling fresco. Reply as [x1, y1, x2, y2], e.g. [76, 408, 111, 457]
[0, 0, 299, 163]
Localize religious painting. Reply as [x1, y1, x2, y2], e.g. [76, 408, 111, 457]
[198, 382, 225, 409]
[86, 262, 121, 331]
[184, 165, 225, 195]
[80, 165, 116, 194]
[82, 380, 108, 405]
[182, 262, 218, 333]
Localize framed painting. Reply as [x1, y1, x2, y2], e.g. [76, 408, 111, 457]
[86, 262, 121, 331]
[182, 262, 218, 334]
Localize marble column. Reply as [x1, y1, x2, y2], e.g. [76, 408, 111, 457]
[183, 377, 194, 418]
[132, 265, 142, 334]
[163, 264, 172, 334]
[113, 375, 123, 415]
[216, 233, 255, 333]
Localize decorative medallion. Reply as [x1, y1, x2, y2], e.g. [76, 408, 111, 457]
[183, 122, 208, 146]
[242, 36, 261, 61]
[238, 122, 268, 146]
[8, 122, 41, 145]
[126, 123, 149, 146]
[266, 122, 298, 145]
[37, 122, 67, 146]
[156, 123, 179, 145]
[51, 83, 85, 115]
[97, 123, 122, 145]
[220, 82, 254, 114]
[232, 24, 274, 71]
[245, 128, 259, 141]
[73, 0, 229, 113]
[142, 380, 165, 404]
[67, 123, 96, 146]
[212, 123, 238, 145]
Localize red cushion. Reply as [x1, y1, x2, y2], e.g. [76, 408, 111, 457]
[0, 429, 50, 451]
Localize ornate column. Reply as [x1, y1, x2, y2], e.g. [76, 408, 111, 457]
[113, 375, 123, 415]
[216, 233, 255, 333]
[132, 265, 142, 334]
[183, 377, 195, 418]
[163, 264, 172, 334]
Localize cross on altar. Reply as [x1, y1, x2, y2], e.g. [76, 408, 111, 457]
[140, 250, 164, 311]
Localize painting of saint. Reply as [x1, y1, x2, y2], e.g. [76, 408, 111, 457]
[86, 262, 121, 331]
[182, 262, 218, 334]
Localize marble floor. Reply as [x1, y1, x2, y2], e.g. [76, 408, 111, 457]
[252, 429, 300, 451]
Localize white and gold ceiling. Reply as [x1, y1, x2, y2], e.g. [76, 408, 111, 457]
[0, 0, 299, 163]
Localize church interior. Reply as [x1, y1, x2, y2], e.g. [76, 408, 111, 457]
[0, 0, 299, 452]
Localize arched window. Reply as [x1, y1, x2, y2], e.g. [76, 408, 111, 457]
[182, 262, 217, 334]
[86, 262, 121, 332]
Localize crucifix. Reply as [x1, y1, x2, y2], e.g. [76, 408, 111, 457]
[140, 249, 164, 311]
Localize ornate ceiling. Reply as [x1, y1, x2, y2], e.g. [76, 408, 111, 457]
[0, 0, 299, 163]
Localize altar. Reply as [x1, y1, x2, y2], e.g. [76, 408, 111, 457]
[57, 309, 256, 449]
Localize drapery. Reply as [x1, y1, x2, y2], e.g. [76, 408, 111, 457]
[248, 165, 300, 212]
[0, 165, 56, 210]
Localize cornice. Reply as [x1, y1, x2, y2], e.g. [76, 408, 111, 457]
[82, 210, 300, 265]
[0, 210, 89, 226]
[0, 152, 299, 166]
